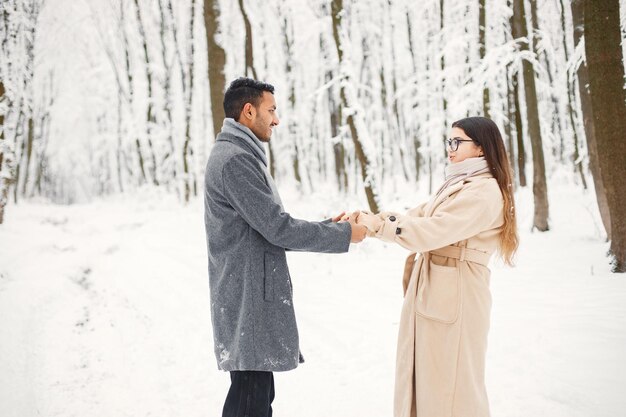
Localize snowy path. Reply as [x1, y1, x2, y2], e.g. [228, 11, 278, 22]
[1, 187, 625, 417]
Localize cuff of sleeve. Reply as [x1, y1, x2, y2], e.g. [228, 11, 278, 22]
[377, 213, 400, 243]
[340, 221, 352, 252]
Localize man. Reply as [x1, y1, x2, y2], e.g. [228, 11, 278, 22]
[204, 77, 367, 417]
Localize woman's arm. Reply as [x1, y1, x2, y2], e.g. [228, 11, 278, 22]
[358, 184, 503, 252]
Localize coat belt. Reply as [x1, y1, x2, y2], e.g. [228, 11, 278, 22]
[429, 245, 491, 266]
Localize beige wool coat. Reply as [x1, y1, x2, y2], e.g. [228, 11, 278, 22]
[361, 173, 504, 417]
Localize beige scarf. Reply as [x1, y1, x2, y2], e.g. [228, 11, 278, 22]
[436, 156, 491, 197]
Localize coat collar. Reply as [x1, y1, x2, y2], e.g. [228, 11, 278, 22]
[425, 173, 493, 217]
[217, 118, 268, 166]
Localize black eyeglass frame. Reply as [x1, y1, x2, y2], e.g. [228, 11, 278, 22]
[445, 137, 476, 152]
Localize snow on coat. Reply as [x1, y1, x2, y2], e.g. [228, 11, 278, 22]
[204, 120, 351, 372]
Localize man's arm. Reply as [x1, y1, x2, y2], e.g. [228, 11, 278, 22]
[221, 153, 360, 253]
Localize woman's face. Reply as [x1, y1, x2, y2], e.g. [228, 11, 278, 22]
[447, 127, 483, 164]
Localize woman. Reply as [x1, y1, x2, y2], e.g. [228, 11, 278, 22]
[356, 117, 518, 417]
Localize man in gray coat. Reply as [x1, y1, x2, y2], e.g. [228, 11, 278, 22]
[204, 77, 367, 417]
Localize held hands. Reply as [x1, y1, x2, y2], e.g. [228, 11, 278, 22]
[331, 211, 367, 243]
[353, 210, 383, 235]
[338, 210, 384, 238]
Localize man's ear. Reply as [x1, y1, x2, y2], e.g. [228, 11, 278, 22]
[241, 103, 255, 121]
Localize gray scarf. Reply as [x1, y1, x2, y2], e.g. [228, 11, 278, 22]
[221, 118, 268, 167]
[436, 156, 491, 197]
[220, 118, 283, 209]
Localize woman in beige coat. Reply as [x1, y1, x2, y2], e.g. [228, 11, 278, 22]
[355, 117, 518, 417]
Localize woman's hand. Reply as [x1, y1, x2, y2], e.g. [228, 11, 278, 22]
[340, 211, 360, 222]
[355, 211, 383, 235]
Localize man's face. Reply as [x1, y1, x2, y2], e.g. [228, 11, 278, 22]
[249, 92, 279, 142]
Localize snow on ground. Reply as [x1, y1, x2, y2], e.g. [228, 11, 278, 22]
[1, 182, 625, 417]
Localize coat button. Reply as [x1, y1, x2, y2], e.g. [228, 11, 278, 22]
[389, 215, 396, 222]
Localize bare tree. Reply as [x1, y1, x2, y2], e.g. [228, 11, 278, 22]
[0, 80, 11, 224]
[204, 0, 226, 139]
[479, 0, 490, 117]
[529, 0, 564, 163]
[512, 71, 527, 187]
[133, 0, 159, 185]
[571, 0, 610, 240]
[238, 0, 257, 79]
[584, 0, 626, 272]
[182, 0, 197, 202]
[157, 0, 177, 185]
[278, 3, 303, 187]
[512, 0, 549, 231]
[404, 4, 421, 183]
[331, 0, 380, 213]
[558, 0, 587, 189]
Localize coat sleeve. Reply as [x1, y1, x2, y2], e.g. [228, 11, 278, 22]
[221, 153, 352, 253]
[406, 201, 428, 217]
[373, 184, 503, 253]
[356, 201, 427, 236]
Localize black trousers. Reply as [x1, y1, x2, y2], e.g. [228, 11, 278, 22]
[222, 371, 275, 417]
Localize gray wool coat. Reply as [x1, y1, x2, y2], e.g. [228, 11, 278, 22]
[204, 118, 352, 372]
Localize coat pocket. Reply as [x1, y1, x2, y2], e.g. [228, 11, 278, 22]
[416, 261, 461, 324]
[263, 252, 276, 301]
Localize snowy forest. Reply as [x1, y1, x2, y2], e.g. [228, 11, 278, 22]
[1, 0, 626, 269]
[2, 1, 626, 416]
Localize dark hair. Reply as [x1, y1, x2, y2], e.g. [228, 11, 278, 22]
[223, 77, 275, 120]
[451, 116, 519, 265]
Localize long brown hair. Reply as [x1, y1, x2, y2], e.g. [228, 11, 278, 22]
[451, 117, 519, 265]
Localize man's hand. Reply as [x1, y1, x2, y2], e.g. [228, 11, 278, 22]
[331, 211, 346, 223]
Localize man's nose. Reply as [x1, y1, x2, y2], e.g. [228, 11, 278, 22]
[273, 115, 280, 126]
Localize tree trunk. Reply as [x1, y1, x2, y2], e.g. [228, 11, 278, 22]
[512, 73, 527, 187]
[505, 74, 516, 183]
[584, 0, 626, 272]
[513, 0, 549, 231]
[571, 0, 610, 240]
[331, 0, 379, 213]
[182, 0, 197, 202]
[328, 68, 347, 192]
[559, 0, 587, 190]
[479, 0, 490, 118]
[280, 12, 302, 186]
[133, 0, 159, 186]
[440, 0, 447, 146]
[13, 110, 25, 204]
[204, 0, 226, 139]
[530, 0, 565, 163]
[238, 0, 257, 79]
[20, 117, 33, 196]
[405, 7, 421, 182]
[116, 91, 125, 193]
[158, 0, 177, 186]
[0, 80, 7, 224]
[120, 1, 147, 185]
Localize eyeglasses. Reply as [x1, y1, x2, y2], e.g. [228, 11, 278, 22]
[445, 137, 475, 152]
